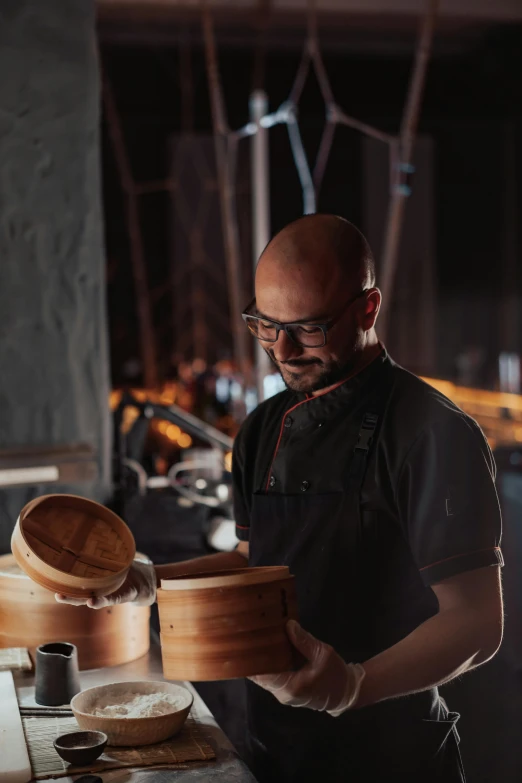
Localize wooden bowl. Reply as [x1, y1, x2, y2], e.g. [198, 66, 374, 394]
[11, 494, 136, 598]
[157, 566, 298, 681]
[0, 554, 150, 670]
[71, 681, 193, 747]
[53, 730, 107, 765]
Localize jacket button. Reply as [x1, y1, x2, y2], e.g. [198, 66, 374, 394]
[301, 480, 310, 492]
[284, 416, 293, 428]
[269, 476, 276, 488]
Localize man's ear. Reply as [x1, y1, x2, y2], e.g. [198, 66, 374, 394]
[362, 288, 381, 329]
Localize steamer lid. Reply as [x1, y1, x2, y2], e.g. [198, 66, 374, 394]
[11, 494, 135, 595]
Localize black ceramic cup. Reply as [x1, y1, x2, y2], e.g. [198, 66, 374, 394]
[35, 642, 81, 706]
[53, 731, 107, 765]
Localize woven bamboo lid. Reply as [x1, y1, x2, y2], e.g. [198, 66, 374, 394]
[11, 494, 136, 598]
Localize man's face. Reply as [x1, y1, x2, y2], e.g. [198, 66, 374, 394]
[254, 254, 368, 393]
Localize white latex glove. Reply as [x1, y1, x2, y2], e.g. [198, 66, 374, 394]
[249, 619, 366, 717]
[55, 555, 157, 609]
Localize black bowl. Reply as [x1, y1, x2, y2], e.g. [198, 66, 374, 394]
[53, 730, 108, 765]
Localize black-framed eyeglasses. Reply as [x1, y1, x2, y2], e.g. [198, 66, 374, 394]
[241, 290, 368, 348]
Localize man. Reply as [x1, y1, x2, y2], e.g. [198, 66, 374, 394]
[58, 215, 503, 783]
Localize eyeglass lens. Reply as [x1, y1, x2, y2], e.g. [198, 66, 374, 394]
[245, 317, 325, 347]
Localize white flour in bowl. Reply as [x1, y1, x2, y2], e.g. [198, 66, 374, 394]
[92, 691, 183, 718]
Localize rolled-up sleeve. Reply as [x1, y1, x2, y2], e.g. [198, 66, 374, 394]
[397, 413, 503, 585]
[232, 426, 251, 541]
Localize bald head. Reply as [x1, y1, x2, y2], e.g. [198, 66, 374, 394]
[259, 214, 375, 292]
[252, 215, 381, 393]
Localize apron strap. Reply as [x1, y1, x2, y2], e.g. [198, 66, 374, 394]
[347, 411, 380, 489]
[347, 361, 395, 490]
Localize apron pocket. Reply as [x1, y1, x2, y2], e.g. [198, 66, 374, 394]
[421, 711, 460, 754]
[364, 710, 464, 783]
[418, 711, 465, 782]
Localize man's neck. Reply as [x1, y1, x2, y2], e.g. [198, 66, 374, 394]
[311, 336, 383, 397]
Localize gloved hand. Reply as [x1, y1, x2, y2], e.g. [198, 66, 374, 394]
[55, 555, 157, 609]
[249, 619, 366, 717]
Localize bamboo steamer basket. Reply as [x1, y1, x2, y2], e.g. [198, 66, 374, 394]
[0, 554, 150, 670]
[11, 494, 136, 598]
[157, 566, 298, 681]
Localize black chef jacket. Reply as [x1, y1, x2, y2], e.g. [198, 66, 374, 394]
[232, 349, 503, 782]
[234, 350, 502, 588]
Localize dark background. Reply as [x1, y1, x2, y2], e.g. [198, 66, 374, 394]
[100, 21, 522, 386]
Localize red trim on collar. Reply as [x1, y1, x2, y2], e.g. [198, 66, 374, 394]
[265, 346, 385, 492]
[265, 397, 312, 492]
[310, 344, 385, 399]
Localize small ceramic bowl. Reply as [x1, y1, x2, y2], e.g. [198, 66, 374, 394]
[53, 730, 108, 765]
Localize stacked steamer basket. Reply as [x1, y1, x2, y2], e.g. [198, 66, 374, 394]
[0, 554, 150, 670]
[11, 494, 136, 598]
[8, 493, 150, 669]
[157, 566, 298, 681]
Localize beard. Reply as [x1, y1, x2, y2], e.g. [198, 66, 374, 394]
[265, 349, 361, 394]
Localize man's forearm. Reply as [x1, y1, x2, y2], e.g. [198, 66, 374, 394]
[356, 605, 500, 709]
[154, 550, 248, 585]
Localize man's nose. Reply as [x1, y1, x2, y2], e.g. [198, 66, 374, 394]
[271, 330, 302, 362]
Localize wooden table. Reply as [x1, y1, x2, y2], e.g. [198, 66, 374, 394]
[12, 637, 257, 783]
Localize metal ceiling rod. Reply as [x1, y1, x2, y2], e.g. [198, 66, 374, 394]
[202, 2, 251, 386]
[377, 0, 440, 341]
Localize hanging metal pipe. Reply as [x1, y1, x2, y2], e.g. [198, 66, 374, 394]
[250, 90, 273, 402]
[202, 5, 251, 386]
[284, 103, 316, 215]
[378, 0, 439, 341]
[102, 69, 158, 389]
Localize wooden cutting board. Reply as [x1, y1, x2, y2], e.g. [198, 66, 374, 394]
[0, 671, 32, 782]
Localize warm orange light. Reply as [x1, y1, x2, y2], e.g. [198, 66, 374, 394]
[110, 390, 122, 411]
[422, 377, 522, 414]
[159, 390, 176, 405]
[155, 456, 168, 475]
[178, 433, 192, 449]
[421, 377, 522, 449]
[111, 377, 522, 453]
[224, 451, 232, 472]
[178, 391, 192, 409]
[122, 406, 139, 434]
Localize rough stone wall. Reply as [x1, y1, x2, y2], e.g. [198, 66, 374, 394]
[0, 0, 111, 552]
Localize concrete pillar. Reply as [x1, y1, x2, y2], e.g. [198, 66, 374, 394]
[0, 0, 111, 552]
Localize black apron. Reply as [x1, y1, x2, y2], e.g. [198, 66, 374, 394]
[245, 369, 466, 783]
